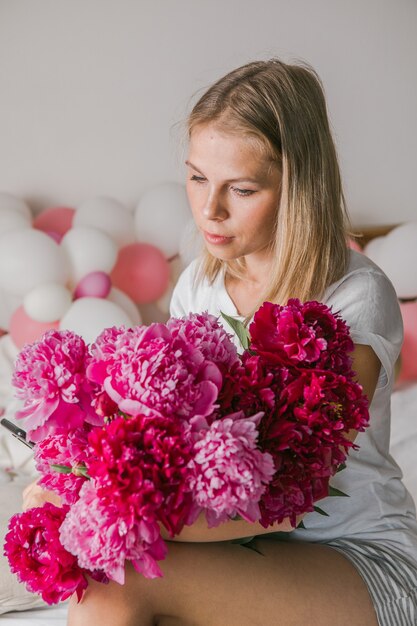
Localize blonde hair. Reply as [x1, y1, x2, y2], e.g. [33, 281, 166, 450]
[187, 58, 352, 323]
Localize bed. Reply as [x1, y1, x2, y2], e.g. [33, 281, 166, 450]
[1, 225, 416, 626]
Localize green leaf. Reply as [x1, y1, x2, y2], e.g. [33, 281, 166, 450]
[220, 311, 250, 350]
[313, 506, 329, 517]
[328, 486, 349, 498]
[50, 464, 72, 474]
[296, 520, 306, 529]
[336, 462, 347, 473]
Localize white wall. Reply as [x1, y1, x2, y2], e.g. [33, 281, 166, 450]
[0, 0, 416, 226]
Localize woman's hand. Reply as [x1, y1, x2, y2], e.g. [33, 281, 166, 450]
[22, 479, 62, 511]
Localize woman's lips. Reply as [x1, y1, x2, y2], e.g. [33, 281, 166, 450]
[203, 231, 234, 245]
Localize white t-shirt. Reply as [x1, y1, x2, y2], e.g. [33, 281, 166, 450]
[170, 249, 417, 564]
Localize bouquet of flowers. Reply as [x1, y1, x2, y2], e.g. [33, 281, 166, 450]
[3, 299, 369, 604]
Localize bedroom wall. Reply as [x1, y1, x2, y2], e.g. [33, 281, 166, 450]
[0, 0, 416, 227]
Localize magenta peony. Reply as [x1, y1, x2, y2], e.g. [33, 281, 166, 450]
[249, 299, 354, 372]
[11, 329, 100, 441]
[3, 503, 88, 604]
[257, 369, 369, 526]
[188, 412, 275, 527]
[87, 414, 198, 536]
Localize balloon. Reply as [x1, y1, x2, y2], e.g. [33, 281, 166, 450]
[179, 218, 204, 267]
[0, 289, 23, 331]
[107, 287, 142, 325]
[397, 301, 417, 382]
[375, 223, 417, 299]
[134, 183, 191, 259]
[60, 226, 118, 286]
[59, 297, 133, 344]
[348, 238, 362, 253]
[363, 236, 386, 266]
[0, 206, 31, 236]
[0, 229, 69, 296]
[74, 271, 111, 299]
[33, 206, 75, 237]
[74, 196, 136, 247]
[24, 283, 72, 323]
[9, 306, 59, 350]
[0, 192, 31, 218]
[111, 243, 170, 304]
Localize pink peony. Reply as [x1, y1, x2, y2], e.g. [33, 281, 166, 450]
[249, 299, 354, 372]
[4, 503, 88, 604]
[167, 312, 240, 370]
[11, 330, 99, 441]
[87, 323, 222, 424]
[60, 481, 167, 583]
[87, 414, 198, 536]
[34, 429, 91, 504]
[188, 412, 275, 527]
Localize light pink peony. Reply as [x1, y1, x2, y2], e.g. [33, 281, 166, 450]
[34, 429, 91, 504]
[188, 412, 275, 527]
[167, 312, 240, 370]
[59, 481, 167, 583]
[12, 330, 97, 441]
[87, 323, 222, 424]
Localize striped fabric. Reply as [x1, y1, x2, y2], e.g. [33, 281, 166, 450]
[327, 539, 417, 626]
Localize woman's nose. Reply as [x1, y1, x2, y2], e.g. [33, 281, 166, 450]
[202, 190, 228, 221]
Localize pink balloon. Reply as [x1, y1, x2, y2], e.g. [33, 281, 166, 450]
[74, 271, 111, 299]
[397, 302, 417, 382]
[348, 238, 362, 252]
[33, 206, 75, 237]
[9, 305, 59, 350]
[45, 230, 63, 243]
[111, 243, 170, 303]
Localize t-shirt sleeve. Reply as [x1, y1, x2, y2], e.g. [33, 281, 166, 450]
[326, 270, 404, 389]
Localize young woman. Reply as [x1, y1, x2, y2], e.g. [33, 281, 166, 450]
[26, 59, 417, 625]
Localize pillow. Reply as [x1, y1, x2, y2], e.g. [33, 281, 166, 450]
[0, 474, 47, 615]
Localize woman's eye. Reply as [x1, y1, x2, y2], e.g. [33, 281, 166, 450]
[232, 187, 256, 197]
[190, 174, 206, 183]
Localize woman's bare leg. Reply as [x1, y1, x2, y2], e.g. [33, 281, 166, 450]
[67, 538, 378, 626]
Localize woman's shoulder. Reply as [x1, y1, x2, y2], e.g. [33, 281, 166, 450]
[323, 249, 399, 311]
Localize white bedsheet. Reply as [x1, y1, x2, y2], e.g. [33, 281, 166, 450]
[3, 382, 417, 625]
[0, 604, 68, 625]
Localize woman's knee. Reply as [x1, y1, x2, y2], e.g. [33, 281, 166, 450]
[67, 572, 154, 626]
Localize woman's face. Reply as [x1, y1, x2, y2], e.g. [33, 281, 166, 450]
[186, 123, 282, 268]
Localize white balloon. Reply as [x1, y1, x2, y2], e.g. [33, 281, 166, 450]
[24, 283, 72, 322]
[134, 182, 191, 258]
[376, 222, 417, 298]
[61, 226, 118, 285]
[0, 206, 31, 236]
[107, 287, 142, 326]
[0, 229, 70, 296]
[0, 192, 32, 219]
[59, 297, 133, 344]
[363, 236, 386, 265]
[74, 196, 136, 247]
[179, 218, 204, 267]
[0, 289, 23, 330]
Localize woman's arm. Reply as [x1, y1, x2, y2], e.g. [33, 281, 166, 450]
[344, 342, 381, 444]
[161, 511, 300, 543]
